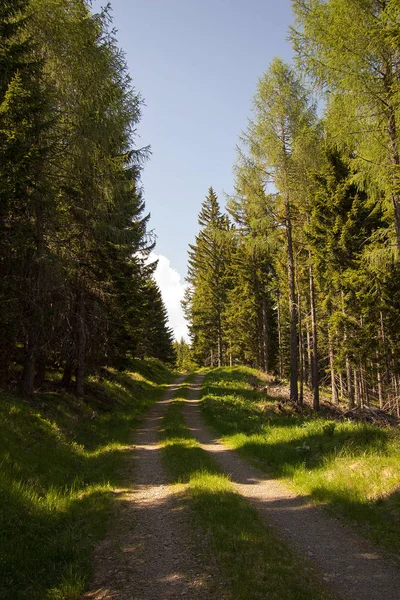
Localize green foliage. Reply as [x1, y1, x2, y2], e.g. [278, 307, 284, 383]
[0, 0, 173, 395]
[185, 187, 232, 366]
[173, 338, 196, 372]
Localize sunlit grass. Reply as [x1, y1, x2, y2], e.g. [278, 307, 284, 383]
[201, 367, 400, 553]
[0, 359, 175, 600]
[160, 383, 332, 600]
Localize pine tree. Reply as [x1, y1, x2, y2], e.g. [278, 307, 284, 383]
[186, 187, 231, 366]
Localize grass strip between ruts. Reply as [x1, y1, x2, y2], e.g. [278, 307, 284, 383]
[160, 378, 333, 600]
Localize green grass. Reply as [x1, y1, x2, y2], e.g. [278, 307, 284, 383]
[201, 366, 400, 555]
[0, 358, 175, 600]
[160, 380, 333, 600]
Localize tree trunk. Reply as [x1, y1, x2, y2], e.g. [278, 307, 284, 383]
[354, 369, 360, 408]
[339, 373, 344, 401]
[277, 291, 283, 379]
[329, 334, 338, 404]
[262, 296, 269, 373]
[22, 330, 37, 397]
[376, 351, 383, 408]
[362, 363, 369, 407]
[297, 288, 304, 406]
[217, 314, 223, 367]
[35, 353, 46, 389]
[387, 102, 400, 249]
[285, 196, 298, 404]
[306, 320, 312, 388]
[22, 203, 45, 397]
[380, 311, 390, 385]
[309, 262, 319, 410]
[75, 292, 86, 397]
[62, 357, 73, 388]
[346, 358, 353, 409]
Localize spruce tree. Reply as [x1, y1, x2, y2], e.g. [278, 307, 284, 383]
[186, 187, 231, 366]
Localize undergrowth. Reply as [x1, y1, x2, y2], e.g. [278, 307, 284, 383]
[0, 358, 174, 600]
[201, 367, 400, 555]
[160, 380, 332, 600]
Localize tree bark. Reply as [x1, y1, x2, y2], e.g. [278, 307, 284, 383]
[354, 369, 360, 408]
[329, 334, 338, 404]
[22, 330, 37, 397]
[62, 357, 73, 389]
[297, 288, 304, 406]
[35, 353, 46, 389]
[262, 296, 269, 373]
[75, 291, 86, 397]
[309, 262, 319, 410]
[277, 291, 283, 379]
[285, 195, 298, 404]
[346, 359, 354, 409]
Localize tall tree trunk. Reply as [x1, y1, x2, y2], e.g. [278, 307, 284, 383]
[377, 370, 383, 408]
[329, 334, 338, 404]
[339, 373, 344, 401]
[297, 288, 304, 406]
[76, 291, 86, 397]
[380, 311, 390, 385]
[285, 196, 298, 404]
[277, 291, 283, 379]
[262, 296, 269, 373]
[341, 290, 354, 409]
[62, 357, 73, 388]
[217, 314, 222, 367]
[362, 363, 369, 407]
[309, 262, 319, 410]
[22, 203, 45, 396]
[354, 369, 360, 408]
[387, 101, 400, 249]
[306, 320, 312, 388]
[346, 359, 354, 409]
[35, 353, 46, 389]
[22, 327, 37, 397]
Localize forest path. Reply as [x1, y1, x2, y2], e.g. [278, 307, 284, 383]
[184, 374, 400, 600]
[84, 375, 220, 600]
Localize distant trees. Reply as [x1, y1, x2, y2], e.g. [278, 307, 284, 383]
[0, 0, 175, 395]
[185, 187, 231, 366]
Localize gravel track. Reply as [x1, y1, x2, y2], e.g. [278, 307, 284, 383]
[183, 374, 400, 600]
[84, 376, 218, 600]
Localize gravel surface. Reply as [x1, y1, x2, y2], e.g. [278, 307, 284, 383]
[183, 374, 400, 600]
[84, 376, 218, 600]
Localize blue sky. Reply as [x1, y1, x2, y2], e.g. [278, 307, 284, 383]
[92, 0, 295, 339]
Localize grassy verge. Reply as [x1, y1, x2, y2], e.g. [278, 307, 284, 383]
[201, 367, 400, 555]
[0, 359, 175, 600]
[160, 380, 332, 600]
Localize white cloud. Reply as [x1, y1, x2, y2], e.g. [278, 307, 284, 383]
[149, 253, 189, 342]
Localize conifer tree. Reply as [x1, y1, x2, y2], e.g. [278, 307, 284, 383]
[186, 187, 231, 366]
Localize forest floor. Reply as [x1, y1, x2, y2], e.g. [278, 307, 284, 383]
[84, 372, 400, 600]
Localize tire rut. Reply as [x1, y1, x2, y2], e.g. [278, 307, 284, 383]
[183, 374, 400, 600]
[84, 375, 216, 600]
